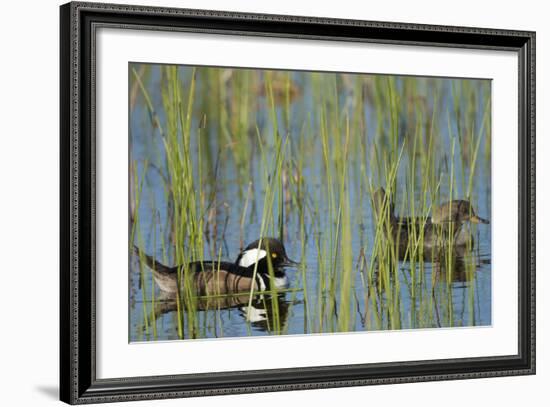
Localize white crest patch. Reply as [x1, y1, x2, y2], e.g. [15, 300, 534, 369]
[238, 248, 267, 268]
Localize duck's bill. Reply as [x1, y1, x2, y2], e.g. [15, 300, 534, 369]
[471, 215, 490, 224]
[281, 258, 301, 268]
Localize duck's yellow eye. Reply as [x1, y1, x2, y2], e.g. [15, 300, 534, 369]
[271, 252, 277, 259]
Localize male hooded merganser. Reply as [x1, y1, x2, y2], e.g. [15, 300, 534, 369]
[134, 237, 298, 295]
[372, 188, 489, 260]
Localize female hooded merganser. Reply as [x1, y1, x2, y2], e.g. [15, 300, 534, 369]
[372, 188, 489, 260]
[135, 237, 298, 295]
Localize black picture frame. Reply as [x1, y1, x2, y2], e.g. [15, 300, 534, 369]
[60, 1, 536, 404]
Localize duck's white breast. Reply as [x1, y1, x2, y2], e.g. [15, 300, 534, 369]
[273, 275, 289, 289]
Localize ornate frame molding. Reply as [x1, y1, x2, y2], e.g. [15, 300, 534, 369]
[60, 2, 535, 404]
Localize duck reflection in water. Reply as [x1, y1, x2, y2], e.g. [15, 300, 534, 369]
[145, 290, 291, 335]
[432, 254, 491, 285]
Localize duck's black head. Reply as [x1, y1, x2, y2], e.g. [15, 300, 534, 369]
[235, 237, 299, 271]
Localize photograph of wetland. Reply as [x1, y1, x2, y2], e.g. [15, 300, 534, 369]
[129, 63, 491, 342]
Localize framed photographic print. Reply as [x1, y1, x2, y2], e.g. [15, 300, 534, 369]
[60, 1, 535, 404]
